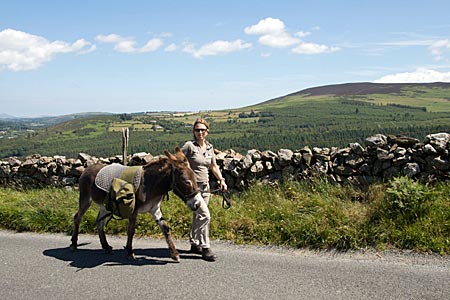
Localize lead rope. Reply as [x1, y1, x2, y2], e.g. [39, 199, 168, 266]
[210, 188, 232, 209]
[170, 162, 230, 208]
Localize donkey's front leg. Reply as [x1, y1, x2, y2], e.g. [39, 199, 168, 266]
[156, 217, 180, 262]
[125, 213, 138, 260]
[150, 200, 180, 262]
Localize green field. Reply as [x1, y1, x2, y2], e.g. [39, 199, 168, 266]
[1, 82, 450, 158]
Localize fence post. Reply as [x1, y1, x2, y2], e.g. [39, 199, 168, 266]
[122, 127, 129, 165]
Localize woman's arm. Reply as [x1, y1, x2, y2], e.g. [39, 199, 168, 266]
[210, 163, 227, 191]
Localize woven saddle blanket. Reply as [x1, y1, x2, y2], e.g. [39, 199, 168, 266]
[95, 164, 142, 192]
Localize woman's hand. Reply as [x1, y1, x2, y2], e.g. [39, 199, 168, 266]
[219, 178, 228, 192]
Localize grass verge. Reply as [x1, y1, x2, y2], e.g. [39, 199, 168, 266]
[0, 177, 449, 254]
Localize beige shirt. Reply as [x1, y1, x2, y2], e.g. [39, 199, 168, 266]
[181, 140, 217, 185]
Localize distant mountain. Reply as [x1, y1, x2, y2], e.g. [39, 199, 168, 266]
[0, 113, 17, 119]
[18, 112, 112, 126]
[0, 112, 114, 131]
[255, 82, 450, 109]
[28, 112, 113, 125]
[287, 82, 450, 97]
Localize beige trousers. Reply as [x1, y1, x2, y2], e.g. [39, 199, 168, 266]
[190, 183, 211, 248]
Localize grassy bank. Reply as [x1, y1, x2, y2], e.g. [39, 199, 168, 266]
[0, 177, 449, 255]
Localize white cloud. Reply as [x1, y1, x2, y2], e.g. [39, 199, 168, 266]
[95, 33, 163, 53]
[245, 17, 339, 54]
[244, 17, 285, 35]
[259, 32, 300, 48]
[429, 39, 450, 61]
[158, 32, 173, 38]
[78, 44, 97, 55]
[245, 17, 298, 48]
[95, 34, 125, 43]
[0, 28, 95, 71]
[295, 31, 311, 38]
[140, 38, 164, 52]
[374, 68, 450, 83]
[377, 38, 450, 61]
[292, 42, 340, 54]
[379, 39, 435, 47]
[115, 40, 137, 53]
[165, 43, 177, 52]
[183, 39, 252, 59]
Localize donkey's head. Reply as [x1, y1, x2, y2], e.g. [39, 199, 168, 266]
[164, 147, 202, 210]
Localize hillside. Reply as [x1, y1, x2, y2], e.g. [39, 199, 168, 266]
[258, 82, 450, 112]
[287, 82, 450, 97]
[1, 82, 450, 158]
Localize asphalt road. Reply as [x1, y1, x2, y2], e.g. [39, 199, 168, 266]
[1, 230, 449, 300]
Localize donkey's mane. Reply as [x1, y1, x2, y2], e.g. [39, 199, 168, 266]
[142, 156, 169, 169]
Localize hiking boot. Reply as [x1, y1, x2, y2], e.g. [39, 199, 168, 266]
[202, 248, 217, 261]
[190, 244, 202, 255]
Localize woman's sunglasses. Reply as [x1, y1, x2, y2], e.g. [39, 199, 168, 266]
[194, 128, 207, 132]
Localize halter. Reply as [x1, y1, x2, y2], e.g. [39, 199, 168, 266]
[170, 164, 200, 202]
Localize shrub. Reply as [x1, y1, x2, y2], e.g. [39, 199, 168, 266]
[384, 176, 435, 221]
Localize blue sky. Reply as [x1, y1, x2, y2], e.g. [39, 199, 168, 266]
[1, 0, 450, 117]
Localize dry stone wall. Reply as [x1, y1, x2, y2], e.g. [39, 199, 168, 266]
[1, 133, 449, 190]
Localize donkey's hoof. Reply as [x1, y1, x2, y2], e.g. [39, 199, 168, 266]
[70, 244, 77, 251]
[171, 255, 181, 263]
[103, 246, 113, 254]
[127, 253, 137, 261]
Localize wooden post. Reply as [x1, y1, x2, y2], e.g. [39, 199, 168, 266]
[122, 127, 129, 165]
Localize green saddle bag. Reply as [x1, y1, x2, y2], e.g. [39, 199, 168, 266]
[105, 177, 135, 219]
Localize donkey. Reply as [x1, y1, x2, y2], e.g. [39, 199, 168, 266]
[70, 147, 203, 262]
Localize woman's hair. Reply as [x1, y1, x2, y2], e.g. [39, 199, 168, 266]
[192, 118, 209, 130]
[192, 118, 209, 140]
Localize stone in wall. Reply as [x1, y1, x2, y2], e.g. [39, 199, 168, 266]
[425, 132, 450, 153]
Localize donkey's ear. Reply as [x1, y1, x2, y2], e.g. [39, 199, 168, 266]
[174, 146, 188, 163]
[164, 149, 177, 161]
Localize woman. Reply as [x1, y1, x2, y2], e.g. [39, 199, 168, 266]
[181, 118, 227, 261]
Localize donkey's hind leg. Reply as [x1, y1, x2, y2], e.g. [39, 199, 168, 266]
[71, 187, 92, 250]
[96, 206, 113, 253]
